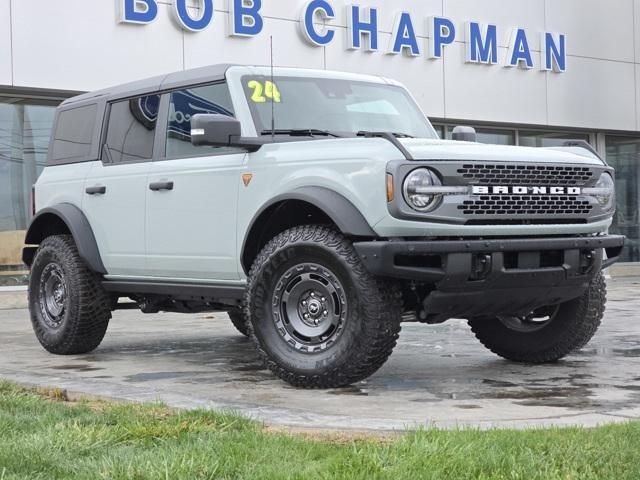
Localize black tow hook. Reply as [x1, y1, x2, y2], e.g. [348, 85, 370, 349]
[470, 253, 492, 281]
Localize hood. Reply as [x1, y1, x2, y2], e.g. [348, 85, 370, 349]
[398, 138, 605, 166]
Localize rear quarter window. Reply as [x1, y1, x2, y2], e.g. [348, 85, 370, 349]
[50, 104, 98, 163]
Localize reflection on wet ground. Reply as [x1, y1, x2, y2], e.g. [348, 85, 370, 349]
[1, 278, 639, 430]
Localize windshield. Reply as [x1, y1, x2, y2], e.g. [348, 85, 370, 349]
[241, 75, 438, 139]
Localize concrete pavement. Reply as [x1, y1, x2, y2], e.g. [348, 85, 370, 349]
[1, 278, 639, 432]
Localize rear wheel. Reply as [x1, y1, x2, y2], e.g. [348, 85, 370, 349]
[228, 309, 250, 337]
[29, 235, 112, 355]
[468, 272, 606, 363]
[246, 226, 402, 389]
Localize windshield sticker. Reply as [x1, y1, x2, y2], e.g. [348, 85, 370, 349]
[248, 80, 281, 103]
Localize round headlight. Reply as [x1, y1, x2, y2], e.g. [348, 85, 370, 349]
[594, 172, 615, 211]
[403, 168, 443, 212]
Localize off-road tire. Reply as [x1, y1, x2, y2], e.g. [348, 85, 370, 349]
[228, 309, 250, 337]
[29, 235, 112, 355]
[246, 226, 402, 389]
[468, 272, 606, 363]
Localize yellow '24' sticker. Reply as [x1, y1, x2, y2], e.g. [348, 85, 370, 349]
[248, 80, 281, 103]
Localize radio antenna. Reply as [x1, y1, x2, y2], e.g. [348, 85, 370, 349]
[270, 35, 275, 140]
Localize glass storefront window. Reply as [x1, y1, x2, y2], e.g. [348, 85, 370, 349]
[432, 124, 445, 140]
[519, 130, 592, 148]
[0, 97, 60, 285]
[606, 136, 640, 263]
[475, 128, 515, 145]
[442, 126, 515, 145]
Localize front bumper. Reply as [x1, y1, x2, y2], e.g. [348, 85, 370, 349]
[354, 235, 625, 321]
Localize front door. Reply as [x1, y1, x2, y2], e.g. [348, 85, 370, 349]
[145, 83, 246, 281]
[82, 94, 160, 277]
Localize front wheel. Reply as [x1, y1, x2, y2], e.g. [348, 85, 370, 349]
[468, 272, 606, 363]
[246, 226, 402, 389]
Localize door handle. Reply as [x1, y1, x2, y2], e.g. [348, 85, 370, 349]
[86, 185, 106, 195]
[149, 181, 174, 192]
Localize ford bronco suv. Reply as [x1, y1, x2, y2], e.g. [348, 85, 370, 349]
[24, 65, 625, 388]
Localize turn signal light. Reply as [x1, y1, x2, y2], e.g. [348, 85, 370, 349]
[386, 174, 394, 202]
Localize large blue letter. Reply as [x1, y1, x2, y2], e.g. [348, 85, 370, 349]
[389, 12, 420, 56]
[347, 5, 378, 51]
[543, 32, 566, 72]
[299, 0, 335, 46]
[466, 22, 497, 64]
[507, 28, 534, 69]
[230, 0, 263, 37]
[172, 0, 214, 32]
[428, 16, 456, 59]
[119, 0, 158, 24]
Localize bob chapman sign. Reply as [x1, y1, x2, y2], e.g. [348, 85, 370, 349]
[118, 0, 567, 73]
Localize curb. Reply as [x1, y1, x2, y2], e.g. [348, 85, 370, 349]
[0, 290, 28, 310]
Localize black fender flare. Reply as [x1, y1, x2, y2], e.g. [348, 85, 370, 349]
[241, 187, 377, 270]
[23, 203, 107, 274]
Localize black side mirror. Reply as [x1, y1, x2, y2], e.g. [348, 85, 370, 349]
[190, 114, 267, 152]
[452, 126, 477, 142]
[191, 114, 241, 147]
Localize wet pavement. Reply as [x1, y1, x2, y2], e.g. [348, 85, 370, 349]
[1, 277, 639, 431]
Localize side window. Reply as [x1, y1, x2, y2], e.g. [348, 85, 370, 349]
[104, 94, 160, 164]
[166, 83, 236, 159]
[51, 104, 97, 163]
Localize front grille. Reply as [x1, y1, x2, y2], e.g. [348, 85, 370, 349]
[457, 164, 594, 186]
[458, 195, 593, 216]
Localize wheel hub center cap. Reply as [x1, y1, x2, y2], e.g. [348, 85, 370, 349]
[298, 291, 331, 327]
[307, 300, 321, 316]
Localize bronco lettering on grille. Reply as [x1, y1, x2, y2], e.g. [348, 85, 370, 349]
[472, 186, 583, 195]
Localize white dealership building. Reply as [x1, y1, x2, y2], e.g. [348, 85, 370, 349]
[1, 0, 639, 281]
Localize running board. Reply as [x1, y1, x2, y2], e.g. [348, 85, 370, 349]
[102, 280, 245, 304]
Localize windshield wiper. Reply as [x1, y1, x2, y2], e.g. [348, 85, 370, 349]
[357, 131, 414, 139]
[260, 129, 342, 138]
[355, 131, 414, 160]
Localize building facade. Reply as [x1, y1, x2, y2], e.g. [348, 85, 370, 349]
[1, 0, 639, 284]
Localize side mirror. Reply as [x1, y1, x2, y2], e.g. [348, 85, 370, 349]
[190, 114, 269, 152]
[190, 114, 241, 148]
[451, 126, 477, 143]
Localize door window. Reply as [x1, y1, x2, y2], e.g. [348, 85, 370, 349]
[51, 104, 97, 162]
[165, 83, 236, 159]
[103, 95, 160, 164]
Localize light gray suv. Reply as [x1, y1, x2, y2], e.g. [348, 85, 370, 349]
[23, 65, 625, 388]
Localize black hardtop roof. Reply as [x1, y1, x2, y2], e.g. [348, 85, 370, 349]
[61, 64, 237, 107]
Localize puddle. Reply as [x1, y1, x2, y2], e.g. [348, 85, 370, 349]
[50, 365, 104, 372]
[234, 363, 267, 372]
[482, 379, 518, 388]
[612, 348, 640, 358]
[480, 387, 587, 401]
[125, 371, 207, 382]
[615, 385, 640, 392]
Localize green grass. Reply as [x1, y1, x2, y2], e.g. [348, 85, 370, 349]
[0, 381, 639, 480]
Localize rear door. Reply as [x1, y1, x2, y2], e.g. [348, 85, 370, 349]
[145, 82, 246, 280]
[82, 94, 160, 276]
